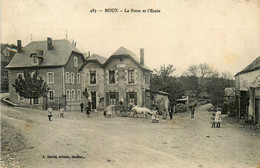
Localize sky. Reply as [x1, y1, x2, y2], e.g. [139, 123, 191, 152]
[1, 0, 260, 76]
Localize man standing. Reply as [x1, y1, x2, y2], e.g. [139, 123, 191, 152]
[169, 108, 173, 120]
[80, 102, 84, 113]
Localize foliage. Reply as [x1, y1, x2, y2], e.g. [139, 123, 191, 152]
[12, 70, 49, 104]
[182, 63, 218, 99]
[182, 63, 235, 106]
[150, 64, 184, 108]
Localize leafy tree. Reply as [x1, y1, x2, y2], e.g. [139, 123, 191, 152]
[12, 70, 49, 104]
[151, 64, 184, 108]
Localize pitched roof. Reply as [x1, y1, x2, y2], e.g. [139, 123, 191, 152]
[78, 46, 152, 72]
[87, 54, 107, 64]
[6, 39, 83, 69]
[224, 87, 236, 97]
[5, 47, 18, 53]
[110, 46, 151, 71]
[78, 54, 107, 71]
[235, 56, 260, 76]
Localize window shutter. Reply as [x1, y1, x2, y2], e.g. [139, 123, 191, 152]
[115, 92, 119, 105]
[126, 92, 129, 105]
[106, 92, 109, 106]
[134, 92, 137, 105]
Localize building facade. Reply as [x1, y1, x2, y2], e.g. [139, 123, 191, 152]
[1, 47, 17, 92]
[6, 38, 85, 110]
[235, 56, 260, 124]
[79, 47, 152, 110]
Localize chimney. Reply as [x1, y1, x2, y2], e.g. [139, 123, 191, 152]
[17, 40, 22, 53]
[88, 51, 90, 57]
[47, 37, 53, 50]
[140, 48, 144, 66]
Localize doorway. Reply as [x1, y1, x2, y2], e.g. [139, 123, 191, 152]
[91, 91, 96, 109]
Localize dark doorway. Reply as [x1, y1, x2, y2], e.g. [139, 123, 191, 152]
[91, 91, 96, 109]
[255, 98, 260, 124]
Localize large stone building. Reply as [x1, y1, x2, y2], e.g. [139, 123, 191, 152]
[235, 56, 260, 124]
[79, 47, 152, 110]
[6, 38, 85, 110]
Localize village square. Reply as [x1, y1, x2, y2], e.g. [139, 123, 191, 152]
[1, 37, 260, 168]
[1, 0, 260, 168]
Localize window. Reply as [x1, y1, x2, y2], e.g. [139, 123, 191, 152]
[128, 70, 135, 84]
[74, 57, 78, 67]
[77, 90, 81, 100]
[109, 70, 115, 84]
[65, 72, 70, 83]
[66, 90, 70, 101]
[129, 92, 135, 104]
[17, 73, 24, 79]
[47, 72, 54, 83]
[71, 73, 75, 84]
[77, 73, 80, 84]
[90, 71, 96, 84]
[49, 90, 54, 101]
[33, 56, 38, 64]
[110, 92, 116, 105]
[33, 98, 39, 104]
[71, 89, 75, 101]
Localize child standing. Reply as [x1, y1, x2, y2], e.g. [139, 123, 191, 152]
[155, 111, 160, 123]
[215, 111, 222, 128]
[60, 107, 64, 118]
[47, 107, 53, 121]
[211, 112, 216, 128]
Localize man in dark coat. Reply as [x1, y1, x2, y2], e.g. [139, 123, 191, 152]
[86, 101, 92, 117]
[80, 102, 84, 113]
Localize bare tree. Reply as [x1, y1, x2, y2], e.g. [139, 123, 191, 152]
[183, 63, 216, 99]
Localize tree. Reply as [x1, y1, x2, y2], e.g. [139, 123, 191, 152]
[182, 63, 217, 99]
[12, 70, 49, 105]
[151, 64, 184, 108]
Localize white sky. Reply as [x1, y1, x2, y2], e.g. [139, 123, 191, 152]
[1, 0, 260, 76]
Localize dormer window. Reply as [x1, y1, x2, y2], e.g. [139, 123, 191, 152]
[33, 56, 38, 64]
[31, 54, 38, 65]
[74, 57, 78, 67]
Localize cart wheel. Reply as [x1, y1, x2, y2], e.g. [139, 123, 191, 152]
[115, 109, 122, 117]
[121, 110, 130, 117]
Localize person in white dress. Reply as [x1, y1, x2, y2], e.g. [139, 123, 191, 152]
[215, 110, 222, 128]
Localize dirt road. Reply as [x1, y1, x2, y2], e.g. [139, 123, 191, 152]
[1, 101, 259, 168]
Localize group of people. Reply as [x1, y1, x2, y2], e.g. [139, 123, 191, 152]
[47, 106, 64, 121]
[211, 110, 222, 128]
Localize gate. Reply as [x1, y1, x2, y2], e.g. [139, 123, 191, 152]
[43, 95, 67, 110]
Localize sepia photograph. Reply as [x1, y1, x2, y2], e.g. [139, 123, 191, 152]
[1, 0, 260, 167]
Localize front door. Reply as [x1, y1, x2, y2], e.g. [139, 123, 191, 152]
[91, 91, 96, 109]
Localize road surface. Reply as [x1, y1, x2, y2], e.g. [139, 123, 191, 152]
[1, 100, 259, 168]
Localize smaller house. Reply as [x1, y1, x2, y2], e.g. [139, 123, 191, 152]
[235, 56, 260, 123]
[224, 87, 236, 102]
[1, 47, 17, 92]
